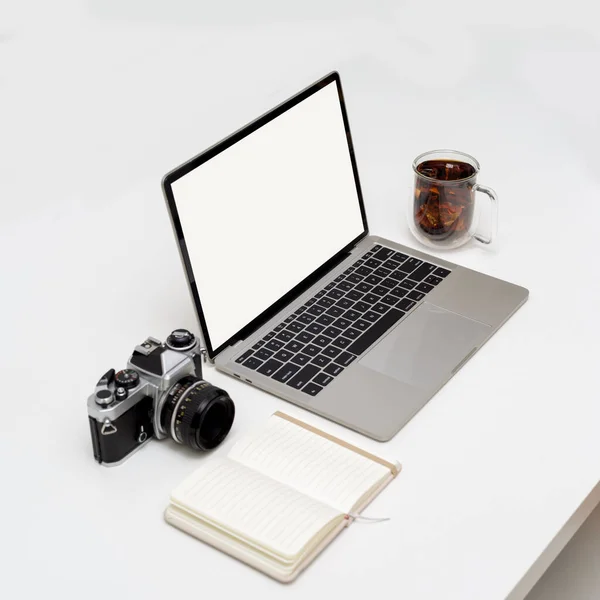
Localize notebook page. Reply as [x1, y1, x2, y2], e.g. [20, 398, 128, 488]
[228, 415, 391, 514]
[170, 457, 341, 559]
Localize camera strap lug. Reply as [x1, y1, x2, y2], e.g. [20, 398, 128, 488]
[199, 347, 208, 364]
[101, 418, 118, 435]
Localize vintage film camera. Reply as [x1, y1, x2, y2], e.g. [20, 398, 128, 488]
[87, 329, 235, 465]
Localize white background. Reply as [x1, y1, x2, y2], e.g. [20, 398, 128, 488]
[171, 82, 364, 350]
[1, 2, 599, 599]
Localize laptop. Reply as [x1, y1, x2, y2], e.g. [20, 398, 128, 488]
[162, 71, 528, 441]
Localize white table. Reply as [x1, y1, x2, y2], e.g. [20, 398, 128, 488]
[2, 2, 599, 599]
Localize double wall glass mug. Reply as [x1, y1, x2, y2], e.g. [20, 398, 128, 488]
[409, 149, 498, 250]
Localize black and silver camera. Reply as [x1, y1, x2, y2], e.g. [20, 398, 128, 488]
[87, 329, 235, 465]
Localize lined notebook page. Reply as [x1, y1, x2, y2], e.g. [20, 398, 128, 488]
[170, 458, 341, 560]
[228, 415, 391, 514]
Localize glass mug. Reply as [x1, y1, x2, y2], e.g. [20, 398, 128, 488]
[409, 149, 498, 249]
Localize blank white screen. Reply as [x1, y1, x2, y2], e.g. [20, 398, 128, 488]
[170, 82, 365, 351]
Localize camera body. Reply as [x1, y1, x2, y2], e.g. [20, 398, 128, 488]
[87, 329, 234, 466]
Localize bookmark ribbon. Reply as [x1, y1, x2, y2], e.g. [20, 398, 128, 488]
[347, 513, 390, 523]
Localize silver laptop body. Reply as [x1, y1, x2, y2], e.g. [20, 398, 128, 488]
[162, 72, 528, 441]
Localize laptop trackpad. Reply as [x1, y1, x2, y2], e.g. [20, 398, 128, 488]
[359, 302, 491, 392]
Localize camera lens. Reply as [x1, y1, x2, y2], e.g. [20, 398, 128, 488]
[160, 376, 234, 451]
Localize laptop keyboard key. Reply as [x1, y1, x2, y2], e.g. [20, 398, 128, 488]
[315, 314, 334, 327]
[255, 348, 274, 361]
[326, 306, 344, 318]
[373, 247, 395, 261]
[346, 290, 363, 301]
[314, 335, 332, 347]
[372, 303, 390, 314]
[332, 336, 351, 349]
[424, 275, 443, 286]
[324, 363, 344, 376]
[307, 321, 326, 333]
[362, 293, 379, 304]
[371, 286, 388, 297]
[392, 251, 408, 263]
[273, 349, 294, 362]
[307, 304, 326, 316]
[434, 267, 451, 278]
[353, 301, 370, 313]
[288, 365, 320, 389]
[302, 382, 323, 396]
[323, 326, 342, 338]
[265, 339, 284, 351]
[317, 296, 335, 308]
[355, 266, 372, 277]
[336, 281, 354, 292]
[363, 311, 381, 323]
[343, 309, 361, 321]
[364, 258, 382, 269]
[252, 341, 265, 349]
[374, 267, 391, 278]
[347, 273, 362, 284]
[398, 279, 417, 290]
[347, 309, 405, 356]
[296, 331, 315, 344]
[342, 327, 360, 340]
[302, 344, 321, 357]
[242, 356, 263, 370]
[235, 349, 253, 364]
[285, 340, 305, 353]
[365, 274, 383, 286]
[274, 324, 285, 331]
[416, 282, 434, 293]
[275, 330, 294, 342]
[332, 317, 352, 330]
[409, 262, 437, 281]
[335, 352, 357, 367]
[383, 259, 400, 270]
[388, 270, 406, 282]
[336, 297, 354, 309]
[391, 287, 408, 298]
[397, 298, 416, 311]
[297, 313, 315, 324]
[355, 282, 373, 293]
[407, 290, 425, 302]
[291, 353, 310, 366]
[257, 358, 283, 376]
[354, 319, 370, 331]
[378, 278, 395, 290]
[381, 294, 401, 305]
[312, 354, 331, 368]
[286, 322, 305, 333]
[326, 288, 344, 299]
[322, 345, 342, 358]
[272, 363, 301, 383]
[313, 372, 334, 387]
[399, 257, 422, 273]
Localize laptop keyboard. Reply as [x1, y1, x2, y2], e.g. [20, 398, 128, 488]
[234, 244, 451, 396]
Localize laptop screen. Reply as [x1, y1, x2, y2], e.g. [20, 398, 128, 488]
[166, 76, 366, 356]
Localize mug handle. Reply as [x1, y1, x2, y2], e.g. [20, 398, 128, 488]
[472, 184, 498, 245]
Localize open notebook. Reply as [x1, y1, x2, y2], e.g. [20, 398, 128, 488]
[165, 412, 401, 582]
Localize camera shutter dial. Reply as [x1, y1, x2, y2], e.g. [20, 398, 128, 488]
[115, 369, 140, 389]
[166, 329, 196, 351]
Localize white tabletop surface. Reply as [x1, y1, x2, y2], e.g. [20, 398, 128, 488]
[2, 2, 599, 599]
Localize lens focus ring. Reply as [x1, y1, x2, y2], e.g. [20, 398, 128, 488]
[162, 376, 235, 451]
